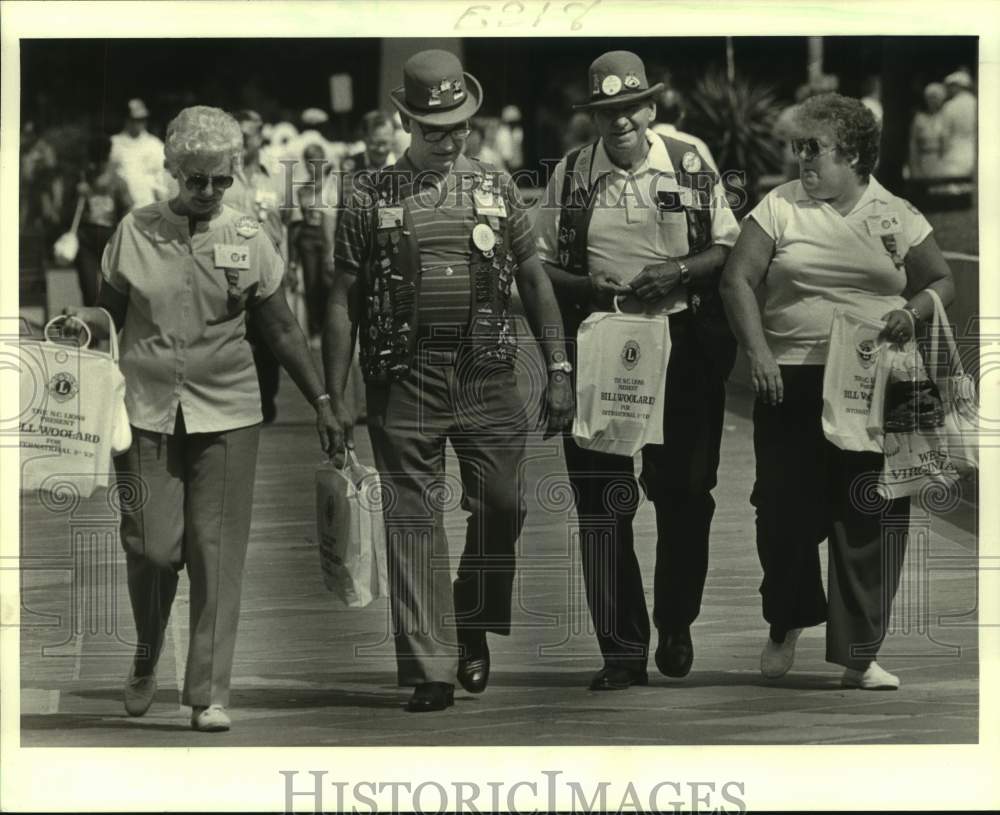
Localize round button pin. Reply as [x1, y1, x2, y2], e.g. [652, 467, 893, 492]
[601, 75, 623, 96]
[472, 223, 497, 253]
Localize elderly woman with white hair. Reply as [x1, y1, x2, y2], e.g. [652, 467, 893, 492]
[66, 106, 337, 732]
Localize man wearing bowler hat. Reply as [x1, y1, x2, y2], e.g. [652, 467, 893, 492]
[322, 49, 574, 712]
[537, 51, 740, 690]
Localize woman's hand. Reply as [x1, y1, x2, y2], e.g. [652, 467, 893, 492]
[319, 397, 355, 466]
[748, 347, 783, 406]
[881, 309, 915, 345]
[59, 306, 111, 343]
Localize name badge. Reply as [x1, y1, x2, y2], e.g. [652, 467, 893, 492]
[866, 213, 902, 237]
[378, 206, 404, 230]
[214, 244, 250, 269]
[473, 189, 507, 218]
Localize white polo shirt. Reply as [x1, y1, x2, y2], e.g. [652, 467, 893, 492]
[750, 177, 932, 365]
[536, 131, 739, 301]
[102, 202, 284, 433]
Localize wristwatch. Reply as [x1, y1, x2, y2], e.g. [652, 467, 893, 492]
[902, 304, 922, 324]
[548, 361, 573, 375]
[676, 259, 693, 286]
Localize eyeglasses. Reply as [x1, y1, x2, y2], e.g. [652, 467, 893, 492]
[790, 138, 837, 160]
[181, 171, 235, 192]
[418, 122, 472, 144]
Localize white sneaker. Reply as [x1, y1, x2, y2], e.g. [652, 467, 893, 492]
[191, 704, 231, 732]
[841, 662, 900, 690]
[760, 628, 803, 679]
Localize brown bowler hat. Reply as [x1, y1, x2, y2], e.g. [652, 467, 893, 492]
[389, 50, 483, 127]
[574, 50, 665, 110]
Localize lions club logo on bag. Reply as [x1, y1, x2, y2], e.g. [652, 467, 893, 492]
[47, 372, 79, 402]
[856, 339, 881, 369]
[621, 339, 641, 371]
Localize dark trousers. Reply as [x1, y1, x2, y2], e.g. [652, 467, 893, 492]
[294, 225, 328, 337]
[752, 365, 910, 669]
[563, 317, 727, 671]
[77, 223, 113, 307]
[115, 408, 260, 706]
[365, 347, 528, 685]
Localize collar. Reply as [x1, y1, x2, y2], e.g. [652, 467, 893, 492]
[395, 152, 479, 187]
[159, 199, 230, 230]
[592, 130, 674, 180]
[793, 175, 891, 213]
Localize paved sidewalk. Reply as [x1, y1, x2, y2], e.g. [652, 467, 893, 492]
[18, 346, 978, 746]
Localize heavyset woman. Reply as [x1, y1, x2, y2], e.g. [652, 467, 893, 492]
[720, 93, 954, 690]
[66, 106, 336, 731]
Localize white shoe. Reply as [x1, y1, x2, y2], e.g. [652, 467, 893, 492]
[191, 704, 231, 732]
[841, 662, 900, 690]
[760, 628, 803, 679]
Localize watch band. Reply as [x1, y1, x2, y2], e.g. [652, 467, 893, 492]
[548, 361, 573, 374]
[902, 304, 922, 324]
[677, 259, 692, 286]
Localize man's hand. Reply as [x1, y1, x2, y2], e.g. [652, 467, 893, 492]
[630, 260, 682, 302]
[589, 269, 632, 310]
[542, 371, 575, 439]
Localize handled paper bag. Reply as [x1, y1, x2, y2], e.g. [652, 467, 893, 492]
[20, 311, 131, 499]
[315, 450, 388, 608]
[822, 309, 885, 452]
[572, 304, 670, 458]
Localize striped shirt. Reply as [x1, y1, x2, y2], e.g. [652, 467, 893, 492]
[335, 153, 535, 327]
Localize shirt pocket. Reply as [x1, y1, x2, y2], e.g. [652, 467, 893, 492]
[654, 208, 690, 257]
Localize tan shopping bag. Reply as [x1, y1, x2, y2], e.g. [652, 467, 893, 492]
[315, 450, 388, 608]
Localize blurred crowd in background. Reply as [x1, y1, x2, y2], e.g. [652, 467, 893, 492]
[18, 48, 978, 331]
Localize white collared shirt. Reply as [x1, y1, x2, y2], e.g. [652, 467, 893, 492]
[536, 131, 738, 290]
[750, 176, 932, 364]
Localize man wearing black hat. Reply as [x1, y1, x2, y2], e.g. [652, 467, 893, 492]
[537, 50, 740, 690]
[322, 49, 574, 712]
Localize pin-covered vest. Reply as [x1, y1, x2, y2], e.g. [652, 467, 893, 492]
[357, 162, 518, 384]
[556, 135, 737, 376]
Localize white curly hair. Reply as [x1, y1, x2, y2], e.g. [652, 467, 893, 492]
[163, 105, 243, 175]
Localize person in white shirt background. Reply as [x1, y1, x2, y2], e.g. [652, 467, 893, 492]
[110, 98, 168, 209]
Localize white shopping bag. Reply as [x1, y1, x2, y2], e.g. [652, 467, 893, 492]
[867, 337, 957, 499]
[315, 449, 388, 608]
[572, 303, 671, 458]
[925, 288, 978, 477]
[822, 309, 885, 452]
[20, 311, 130, 499]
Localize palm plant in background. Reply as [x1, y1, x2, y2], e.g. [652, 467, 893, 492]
[685, 69, 784, 216]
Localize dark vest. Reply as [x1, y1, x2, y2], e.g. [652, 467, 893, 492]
[556, 134, 736, 377]
[355, 161, 517, 384]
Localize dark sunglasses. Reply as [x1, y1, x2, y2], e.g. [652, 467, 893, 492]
[182, 172, 235, 192]
[419, 122, 471, 144]
[790, 138, 837, 160]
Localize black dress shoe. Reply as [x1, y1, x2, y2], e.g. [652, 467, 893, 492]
[588, 666, 649, 691]
[405, 682, 455, 712]
[457, 634, 490, 694]
[655, 627, 694, 678]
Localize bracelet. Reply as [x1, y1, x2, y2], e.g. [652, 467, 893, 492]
[313, 393, 332, 409]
